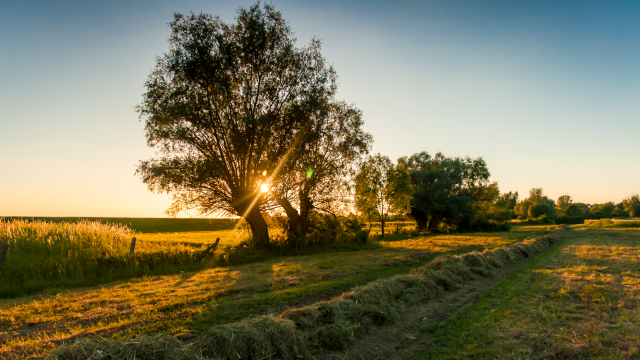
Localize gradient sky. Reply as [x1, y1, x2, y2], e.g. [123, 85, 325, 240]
[1, 0, 639, 217]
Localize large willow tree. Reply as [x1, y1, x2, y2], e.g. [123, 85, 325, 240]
[137, 4, 336, 247]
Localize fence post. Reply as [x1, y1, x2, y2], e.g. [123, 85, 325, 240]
[0, 243, 8, 271]
[129, 237, 136, 256]
[203, 238, 220, 255]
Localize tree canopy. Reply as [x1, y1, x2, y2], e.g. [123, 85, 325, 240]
[514, 188, 556, 220]
[400, 152, 506, 232]
[622, 194, 640, 217]
[355, 153, 398, 237]
[136, 4, 337, 247]
[274, 101, 371, 239]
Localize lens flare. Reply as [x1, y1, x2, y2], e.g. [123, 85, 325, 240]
[260, 183, 269, 193]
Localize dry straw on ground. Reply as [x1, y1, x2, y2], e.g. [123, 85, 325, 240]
[47, 229, 567, 360]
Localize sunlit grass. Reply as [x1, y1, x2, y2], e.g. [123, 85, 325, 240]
[0, 219, 211, 298]
[410, 228, 640, 359]
[2, 217, 238, 233]
[0, 231, 528, 359]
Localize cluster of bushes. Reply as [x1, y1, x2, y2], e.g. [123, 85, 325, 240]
[517, 214, 554, 225]
[266, 213, 370, 249]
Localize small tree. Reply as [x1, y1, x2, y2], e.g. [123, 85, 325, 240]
[404, 152, 497, 231]
[355, 154, 395, 237]
[514, 188, 556, 220]
[557, 195, 573, 212]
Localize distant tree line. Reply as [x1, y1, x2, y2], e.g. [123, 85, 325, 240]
[355, 152, 514, 234]
[554, 194, 640, 224]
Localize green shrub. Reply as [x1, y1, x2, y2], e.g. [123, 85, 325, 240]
[587, 219, 614, 226]
[457, 219, 511, 232]
[622, 195, 640, 217]
[518, 215, 553, 225]
[555, 215, 587, 224]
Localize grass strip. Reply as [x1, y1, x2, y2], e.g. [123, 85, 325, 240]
[47, 227, 569, 360]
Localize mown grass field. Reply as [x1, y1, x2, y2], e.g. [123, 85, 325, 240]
[410, 227, 640, 359]
[0, 227, 539, 359]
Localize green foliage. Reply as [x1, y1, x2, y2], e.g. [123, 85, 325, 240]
[590, 202, 630, 218]
[495, 191, 518, 212]
[514, 188, 557, 220]
[402, 152, 509, 232]
[555, 215, 587, 224]
[280, 213, 368, 249]
[622, 194, 640, 217]
[274, 101, 372, 241]
[521, 215, 553, 225]
[561, 203, 584, 216]
[136, 3, 337, 246]
[355, 153, 399, 237]
[556, 195, 572, 212]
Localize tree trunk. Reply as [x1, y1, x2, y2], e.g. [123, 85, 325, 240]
[276, 197, 305, 239]
[276, 188, 313, 240]
[243, 206, 270, 248]
[298, 190, 312, 236]
[380, 213, 385, 238]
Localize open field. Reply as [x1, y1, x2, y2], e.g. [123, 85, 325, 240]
[2, 217, 238, 233]
[367, 221, 417, 237]
[0, 229, 538, 359]
[585, 218, 640, 227]
[409, 227, 640, 359]
[136, 230, 245, 246]
[0, 219, 217, 298]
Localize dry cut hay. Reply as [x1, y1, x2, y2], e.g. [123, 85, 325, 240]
[48, 229, 568, 360]
[280, 230, 567, 351]
[196, 315, 307, 360]
[47, 334, 197, 360]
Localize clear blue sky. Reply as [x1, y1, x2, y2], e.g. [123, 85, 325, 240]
[1, 0, 639, 217]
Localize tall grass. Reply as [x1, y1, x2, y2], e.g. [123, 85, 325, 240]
[3, 217, 238, 233]
[0, 219, 211, 298]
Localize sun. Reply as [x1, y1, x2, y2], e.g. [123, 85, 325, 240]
[260, 183, 270, 193]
